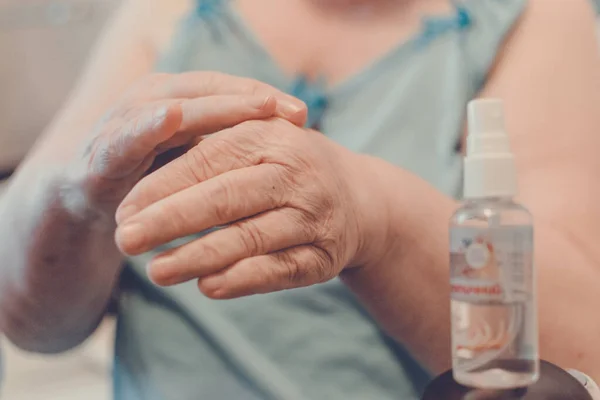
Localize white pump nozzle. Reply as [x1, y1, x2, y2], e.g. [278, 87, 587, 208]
[463, 99, 517, 199]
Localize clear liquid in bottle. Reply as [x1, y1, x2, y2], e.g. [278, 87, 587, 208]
[450, 198, 539, 389]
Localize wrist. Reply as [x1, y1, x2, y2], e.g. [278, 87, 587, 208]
[348, 154, 457, 270]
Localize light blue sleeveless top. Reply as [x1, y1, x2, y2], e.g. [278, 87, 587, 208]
[114, 1, 527, 399]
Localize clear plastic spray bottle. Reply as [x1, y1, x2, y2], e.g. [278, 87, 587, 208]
[450, 99, 539, 389]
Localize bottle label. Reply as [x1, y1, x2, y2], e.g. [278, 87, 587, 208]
[450, 226, 533, 304]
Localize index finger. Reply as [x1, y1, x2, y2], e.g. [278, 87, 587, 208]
[154, 72, 308, 126]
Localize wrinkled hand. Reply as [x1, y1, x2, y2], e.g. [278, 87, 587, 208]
[115, 118, 387, 298]
[66, 72, 306, 216]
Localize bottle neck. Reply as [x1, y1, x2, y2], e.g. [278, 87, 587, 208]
[463, 196, 514, 205]
[463, 155, 517, 199]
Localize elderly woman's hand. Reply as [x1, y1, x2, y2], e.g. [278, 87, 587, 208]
[115, 118, 389, 298]
[64, 72, 306, 217]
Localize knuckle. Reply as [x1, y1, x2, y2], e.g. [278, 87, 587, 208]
[302, 190, 335, 226]
[195, 240, 224, 268]
[89, 136, 112, 170]
[184, 146, 213, 182]
[211, 181, 236, 222]
[236, 220, 267, 257]
[273, 116, 298, 132]
[129, 113, 148, 137]
[299, 202, 323, 227]
[289, 209, 319, 241]
[162, 204, 189, 233]
[290, 190, 330, 236]
[278, 251, 307, 285]
[131, 106, 166, 133]
[314, 246, 336, 282]
[237, 119, 273, 139]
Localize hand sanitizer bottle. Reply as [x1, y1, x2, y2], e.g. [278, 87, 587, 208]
[450, 99, 539, 389]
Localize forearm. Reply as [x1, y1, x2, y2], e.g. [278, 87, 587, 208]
[343, 156, 600, 379]
[0, 165, 123, 353]
[342, 156, 454, 373]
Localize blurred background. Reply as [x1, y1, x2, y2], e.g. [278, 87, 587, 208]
[0, 1, 599, 399]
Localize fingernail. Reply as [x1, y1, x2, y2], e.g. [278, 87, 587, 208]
[278, 100, 305, 118]
[115, 205, 138, 225]
[116, 223, 145, 254]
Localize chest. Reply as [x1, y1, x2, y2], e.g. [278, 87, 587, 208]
[234, 0, 451, 86]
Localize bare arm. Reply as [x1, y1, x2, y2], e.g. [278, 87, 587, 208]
[343, 0, 600, 380]
[0, 0, 193, 352]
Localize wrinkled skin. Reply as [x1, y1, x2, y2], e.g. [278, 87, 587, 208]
[66, 72, 307, 217]
[115, 118, 389, 299]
